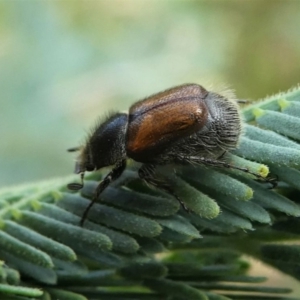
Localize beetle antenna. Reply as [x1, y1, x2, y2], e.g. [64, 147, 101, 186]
[67, 147, 81, 152]
[67, 172, 85, 191]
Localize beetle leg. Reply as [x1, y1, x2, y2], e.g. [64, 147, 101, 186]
[138, 164, 189, 211]
[187, 156, 277, 188]
[80, 159, 127, 226]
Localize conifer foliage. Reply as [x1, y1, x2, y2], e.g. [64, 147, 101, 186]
[1, 86, 300, 299]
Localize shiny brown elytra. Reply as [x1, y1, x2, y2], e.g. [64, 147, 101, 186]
[68, 83, 244, 225]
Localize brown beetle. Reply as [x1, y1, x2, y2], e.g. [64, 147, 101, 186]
[68, 84, 244, 225]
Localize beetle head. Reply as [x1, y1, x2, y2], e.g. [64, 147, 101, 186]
[67, 113, 128, 191]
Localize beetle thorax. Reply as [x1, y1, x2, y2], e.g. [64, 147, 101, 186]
[82, 113, 128, 171]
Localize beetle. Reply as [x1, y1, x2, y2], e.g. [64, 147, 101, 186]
[68, 83, 256, 225]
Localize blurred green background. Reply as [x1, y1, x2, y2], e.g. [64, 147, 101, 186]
[1, 0, 300, 187]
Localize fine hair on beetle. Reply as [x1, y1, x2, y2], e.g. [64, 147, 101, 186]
[68, 83, 273, 226]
